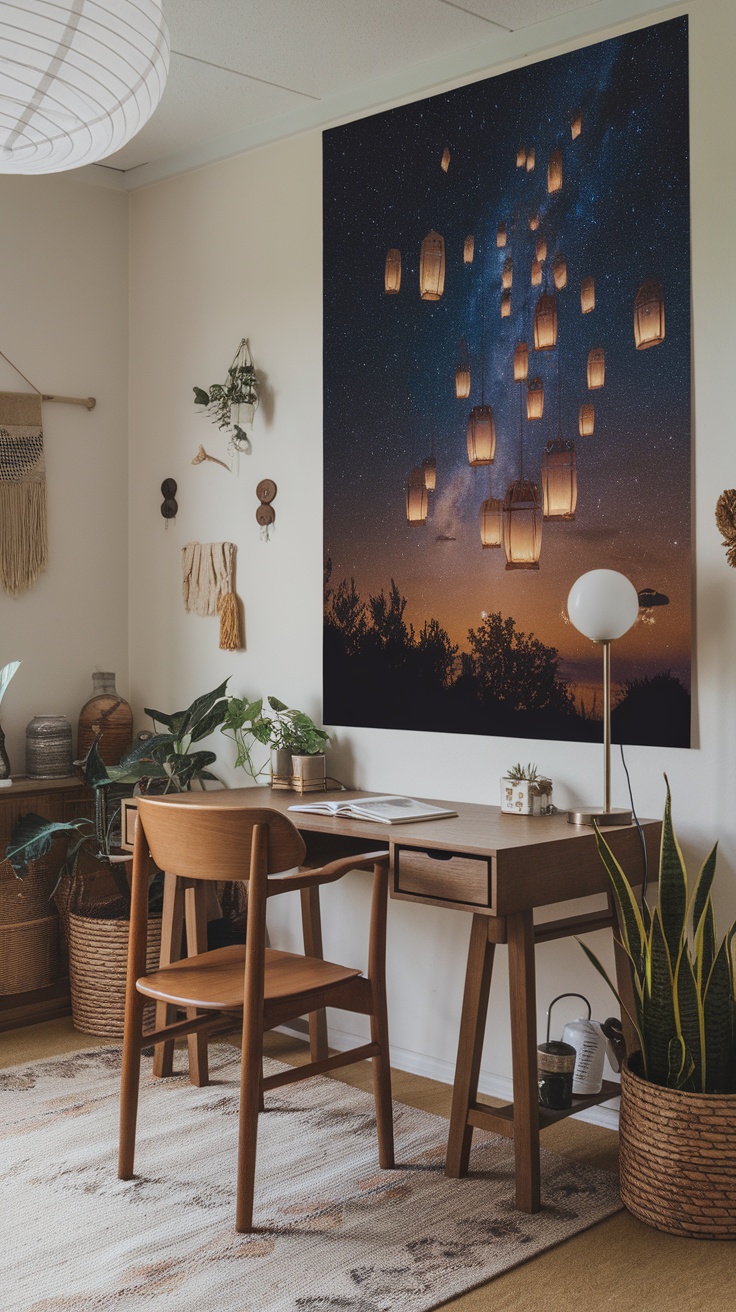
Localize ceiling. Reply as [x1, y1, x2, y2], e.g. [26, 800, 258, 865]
[96, 0, 669, 184]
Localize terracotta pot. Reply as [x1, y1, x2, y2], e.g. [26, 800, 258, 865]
[620, 1056, 736, 1238]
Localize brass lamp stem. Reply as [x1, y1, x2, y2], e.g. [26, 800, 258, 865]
[602, 639, 611, 814]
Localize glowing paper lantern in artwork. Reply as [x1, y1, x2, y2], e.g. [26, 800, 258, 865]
[464, 234, 475, 264]
[420, 231, 445, 301]
[516, 144, 527, 167]
[553, 253, 567, 290]
[455, 365, 471, 399]
[406, 467, 428, 525]
[580, 276, 595, 314]
[467, 405, 496, 466]
[579, 403, 595, 436]
[535, 234, 547, 262]
[529, 214, 540, 232]
[531, 260, 543, 287]
[513, 342, 529, 382]
[480, 497, 503, 548]
[571, 110, 582, 140]
[587, 348, 605, 389]
[542, 438, 578, 520]
[526, 148, 536, 172]
[548, 148, 563, 193]
[384, 248, 401, 294]
[502, 257, 513, 290]
[502, 480, 542, 570]
[527, 377, 544, 420]
[634, 280, 666, 349]
[534, 293, 558, 351]
[441, 147, 451, 172]
[422, 456, 437, 492]
[501, 291, 512, 318]
[497, 221, 507, 248]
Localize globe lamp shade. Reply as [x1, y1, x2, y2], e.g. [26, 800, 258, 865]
[567, 570, 639, 642]
[0, 1, 169, 174]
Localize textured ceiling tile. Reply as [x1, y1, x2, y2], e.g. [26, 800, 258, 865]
[441, 0, 598, 28]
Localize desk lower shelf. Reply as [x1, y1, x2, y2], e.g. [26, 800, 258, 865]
[467, 1079, 620, 1138]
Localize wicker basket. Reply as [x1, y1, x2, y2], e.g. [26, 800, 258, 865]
[620, 1058, 736, 1239]
[0, 914, 60, 993]
[0, 846, 63, 926]
[67, 909, 162, 1038]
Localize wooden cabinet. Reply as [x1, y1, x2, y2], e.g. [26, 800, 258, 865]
[0, 775, 91, 1033]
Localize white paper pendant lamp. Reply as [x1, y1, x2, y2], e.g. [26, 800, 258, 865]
[0, 1, 169, 174]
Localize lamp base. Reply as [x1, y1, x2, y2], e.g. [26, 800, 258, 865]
[567, 806, 632, 827]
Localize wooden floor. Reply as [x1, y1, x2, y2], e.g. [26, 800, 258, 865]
[4, 1020, 736, 1311]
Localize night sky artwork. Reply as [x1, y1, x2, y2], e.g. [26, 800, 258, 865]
[323, 17, 691, 749]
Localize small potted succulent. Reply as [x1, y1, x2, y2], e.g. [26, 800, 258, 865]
[500, 761, 553, 815]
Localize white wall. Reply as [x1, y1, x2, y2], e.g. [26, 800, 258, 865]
[127, 0, 736, 1099]
[0, 175, 130, 772]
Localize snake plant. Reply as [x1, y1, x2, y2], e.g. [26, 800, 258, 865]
[579, 778, 736, 1093]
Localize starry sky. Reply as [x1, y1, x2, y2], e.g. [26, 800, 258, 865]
[323, 17, 691, 710]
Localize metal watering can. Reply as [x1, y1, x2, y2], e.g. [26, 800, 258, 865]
[550, 992, 623, 1096]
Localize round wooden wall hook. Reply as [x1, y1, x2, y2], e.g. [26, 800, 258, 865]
[256, 479, 277, 538]
[161, 478, 178, 522]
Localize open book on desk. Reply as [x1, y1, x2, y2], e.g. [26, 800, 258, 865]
[287, 795, 458, 825]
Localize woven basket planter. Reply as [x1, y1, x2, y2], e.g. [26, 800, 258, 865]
[620, 1058, 736, 1239]
[0, 915, 60, 993]
[67, 910, 162, 1038]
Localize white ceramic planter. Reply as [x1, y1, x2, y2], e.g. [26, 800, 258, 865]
[500, 777, 553, 815]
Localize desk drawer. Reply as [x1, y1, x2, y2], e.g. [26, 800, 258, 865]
[394, 847, 491, 907]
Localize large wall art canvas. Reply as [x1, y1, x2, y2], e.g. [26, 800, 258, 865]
[323, 17, 691, 748]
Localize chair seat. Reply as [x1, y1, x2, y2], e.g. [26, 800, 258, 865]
[137, 944, 362, 1012]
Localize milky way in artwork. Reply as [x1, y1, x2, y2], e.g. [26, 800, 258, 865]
[323, 17, 690, 747]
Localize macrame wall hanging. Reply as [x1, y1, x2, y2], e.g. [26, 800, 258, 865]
[182, 541, 244, 650]
[0, 351, 95, 597]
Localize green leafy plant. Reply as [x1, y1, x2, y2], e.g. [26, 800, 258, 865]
[579, 778, 736, 1094]
[143, 679, 229, 790]
[193, 338, 258, 451]
[222, 694, 329, 780]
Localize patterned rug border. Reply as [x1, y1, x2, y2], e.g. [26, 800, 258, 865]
[1, 1044, 623, 1312]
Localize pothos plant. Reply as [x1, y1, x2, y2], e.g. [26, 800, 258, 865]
[193, 338, 259, 452]
[222, 695, 330, 781]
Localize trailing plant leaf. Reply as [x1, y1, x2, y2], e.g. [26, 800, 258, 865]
[193, 387, 210, 406]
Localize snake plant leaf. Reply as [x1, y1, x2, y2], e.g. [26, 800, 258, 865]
[658, 779, 689, 966]
[594, 825, 646, 976]
[667, 1034, 694, 1089]
[695, 898, 717, 995]
[692, 842, 718, 939]
[0, 660, 20, 708]
[643, 907, 677, 1087]
[576, 937, 644, 1060]
[674, 939, 703, 1091]
[703, 939, 736, 1093]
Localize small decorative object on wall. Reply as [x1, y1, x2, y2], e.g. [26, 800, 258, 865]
[182, 542, 243, 650]
[160, 478, 178, 523]
[192, 445, 230, 471]
[0, 659, 21, 783]
[78, 673, 134, 767]
[256, 479, 277, 540]
[500, 762, 553, 815]
[715, 488, 736, 567]
[26, 714, 73, 778]
[193, 338, 259, 453]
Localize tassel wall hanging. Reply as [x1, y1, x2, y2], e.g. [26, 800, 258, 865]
[181, 541, 243, 650]
[0, 392, 47, 595]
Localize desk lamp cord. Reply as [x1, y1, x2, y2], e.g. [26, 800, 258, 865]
[619, 743, 648, 904]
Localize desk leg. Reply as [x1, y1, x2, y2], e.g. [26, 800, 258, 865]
[445, 915, 495, 1178]
[153, 872, 185, 1079]
[184, 882, 210, 1087]
[507, 909, 540, 1213]
[300, 885, 329, 1062]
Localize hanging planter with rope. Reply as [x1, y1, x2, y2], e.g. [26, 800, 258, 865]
[193, 338, 259, 452]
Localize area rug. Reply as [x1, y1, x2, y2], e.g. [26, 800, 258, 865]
[0, 1045, 621, 1312]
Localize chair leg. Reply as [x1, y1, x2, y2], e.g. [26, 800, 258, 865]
[236, 823, 269, 1232]
[153, 872, 185, 1079]
[118, 991, 146, 1179]
[370, 1000, 395, 1169]
[184, 882, 210, 1087]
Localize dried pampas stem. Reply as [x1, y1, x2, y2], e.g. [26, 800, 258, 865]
[715, 489, 736, 568]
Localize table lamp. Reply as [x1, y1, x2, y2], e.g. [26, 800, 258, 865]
[566, 569, 639, 826]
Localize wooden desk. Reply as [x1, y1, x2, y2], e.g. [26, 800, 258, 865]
[126, 785, 659, 1213]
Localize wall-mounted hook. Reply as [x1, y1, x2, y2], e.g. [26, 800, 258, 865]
[161, 478, 178, 525]
[256, 479, 277, 540]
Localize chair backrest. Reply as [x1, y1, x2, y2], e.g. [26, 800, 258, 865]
[135, 796, 306, 881]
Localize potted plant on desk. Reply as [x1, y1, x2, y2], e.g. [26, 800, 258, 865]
[6, 682, 230, 1036]
[222, 694, 330, 791]
[579, 779, 736, 1238]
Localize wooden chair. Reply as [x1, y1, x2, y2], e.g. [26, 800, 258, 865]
[118, 796, 394, 1232]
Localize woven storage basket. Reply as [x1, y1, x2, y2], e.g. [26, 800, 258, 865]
[0, 845, 64, 926]
[620, 1058, 736, 1239]
[67, 910, 162, 1038]
[0, 914, 60, 993]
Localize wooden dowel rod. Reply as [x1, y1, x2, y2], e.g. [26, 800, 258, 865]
[41, 393, 96, 410]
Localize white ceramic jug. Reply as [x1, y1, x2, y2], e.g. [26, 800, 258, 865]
[556, 994, 621, 1095]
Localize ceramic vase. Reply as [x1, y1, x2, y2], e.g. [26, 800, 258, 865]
[25, 714, 73, 778]
[77, 673, 133, 767]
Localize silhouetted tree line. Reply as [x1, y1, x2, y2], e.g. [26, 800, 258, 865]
[323, 565, 690, 747]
